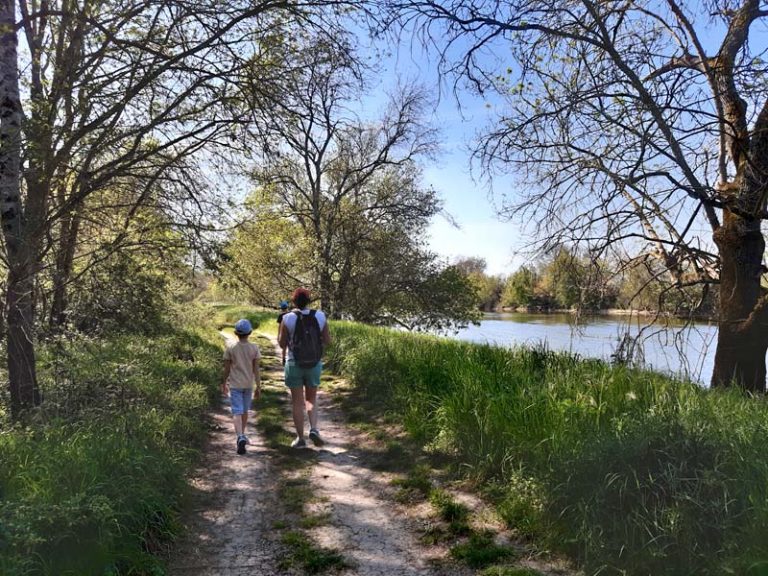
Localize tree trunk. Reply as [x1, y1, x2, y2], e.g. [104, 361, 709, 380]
[0, 0, 39, 417]
[50, 209, 82, 327]
[7, 262, 40, 415]
[711, 211, 768, 391]
[318, 265, 335, 317]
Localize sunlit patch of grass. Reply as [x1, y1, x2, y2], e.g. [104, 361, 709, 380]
[0, 319, 222, 575]
[430, 489, 470, 524]
[299, 512, 332, 529]
[323, 321, 768, 574]
[491, 474, 545, 539]
[255, 388, 293, 450]
[450, 531, 516, 568]
[392, 464, 432, 503]
[419, 523, 452, 545]
[278, 476, 313, 515]
[279, 530, 348, 574]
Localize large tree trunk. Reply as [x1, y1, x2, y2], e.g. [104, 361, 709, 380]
[7, 260, 40, 415]
[711, 210, 768, 391]
[0, 0, 39, 417]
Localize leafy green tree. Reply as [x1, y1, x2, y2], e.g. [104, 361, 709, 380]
[453, 257, 503, 310]
[221, 44, 479, 330]
[222, 182, 481, 330]
[219, 188, 314, 306]
[616, 257, 715, 317]
[502, 266, 537, 308]
[540, 249, 583, 309]
[0, 0, 351, 417]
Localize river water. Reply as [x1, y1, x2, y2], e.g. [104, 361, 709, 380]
[451, 312, 718, 385]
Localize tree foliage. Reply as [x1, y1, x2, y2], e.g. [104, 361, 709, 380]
[381, 0, 768, 389]
[223, 41, 480, 330]
[453, 257, 503, 311]
[501, 266, 537, 308]
[0, 0, 354, 416]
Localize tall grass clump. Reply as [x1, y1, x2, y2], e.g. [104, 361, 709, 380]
[325, 322, 768, 575]
[0, 316, 222, 575]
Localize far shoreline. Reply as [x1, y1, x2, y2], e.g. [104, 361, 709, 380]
[492, 307, 716, 322]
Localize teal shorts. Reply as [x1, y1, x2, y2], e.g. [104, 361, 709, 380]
[284, 360, 322, 388]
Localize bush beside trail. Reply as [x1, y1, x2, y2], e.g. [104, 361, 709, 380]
[0, 315, 221, 576]
[325, 322, 768, 576]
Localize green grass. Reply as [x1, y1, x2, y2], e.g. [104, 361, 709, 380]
[279, 530, 348, 573]
[216, 305, 281, 337]
[0, 321, 222, 576]
[392, 464, 433, 503]
[324, 321, 768, 575]
[299, 512, 332, 529]
[450, 531, 516, 568]
[254, 386, 294, 450]
[429, 488, 471, 535]
[278, 476, 314, 515]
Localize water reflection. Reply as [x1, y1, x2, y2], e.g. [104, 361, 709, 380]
[451, 312, 718, 385]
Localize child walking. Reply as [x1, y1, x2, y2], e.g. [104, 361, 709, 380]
[221, 319, 261, 454]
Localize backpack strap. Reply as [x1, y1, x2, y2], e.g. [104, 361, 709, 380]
[291, 311, 303, 341]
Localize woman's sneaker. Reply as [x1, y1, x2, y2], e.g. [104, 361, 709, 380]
[308, 428, 324, 446]
[237, 436, 247, 455]
[291, 437, 307, 448]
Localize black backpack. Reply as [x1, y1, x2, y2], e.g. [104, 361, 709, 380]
[291, 310, 323, 368]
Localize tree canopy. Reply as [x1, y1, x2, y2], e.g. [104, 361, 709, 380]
[381, 0, 768, 390]
[221, 43, 480, 331]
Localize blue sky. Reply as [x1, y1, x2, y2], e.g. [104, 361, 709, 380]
[360, 35, 527, 277]
[358, 9, 768, 278]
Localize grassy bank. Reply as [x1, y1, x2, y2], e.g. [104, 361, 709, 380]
[215, 305, 279, 337]
[0, 310, 222, 575]
[325, 322, 768, 576]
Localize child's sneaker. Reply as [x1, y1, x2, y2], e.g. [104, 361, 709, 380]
[308, 428, 324, 446]
[237, 436, 247, 455]
[291, 437, 306, 449]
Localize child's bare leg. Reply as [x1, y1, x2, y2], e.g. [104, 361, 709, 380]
[290, 386, 305, 438]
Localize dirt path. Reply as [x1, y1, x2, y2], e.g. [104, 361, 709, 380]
[296, 365, 470, 576]
[167, 331, 470, 576]
[166, 333, 286, 576]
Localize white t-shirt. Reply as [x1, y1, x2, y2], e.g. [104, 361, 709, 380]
[282, 308, 327, 361]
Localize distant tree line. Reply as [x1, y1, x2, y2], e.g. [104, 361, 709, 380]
[455, 248, 717, 317]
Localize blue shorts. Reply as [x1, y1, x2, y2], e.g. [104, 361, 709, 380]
[229, 388, 253, 415]
[284, 360, 322, 389]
